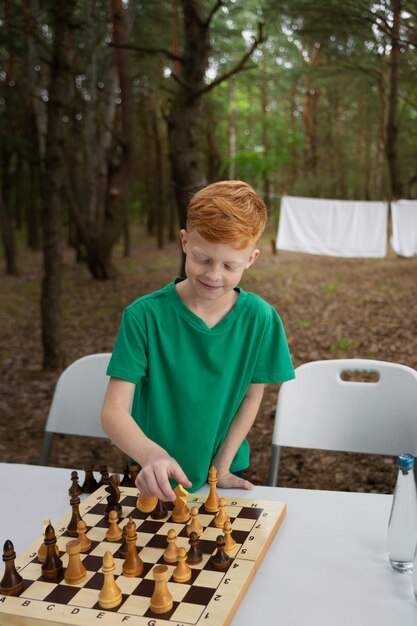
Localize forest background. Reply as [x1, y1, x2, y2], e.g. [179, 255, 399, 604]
[0, 0, 416, 493]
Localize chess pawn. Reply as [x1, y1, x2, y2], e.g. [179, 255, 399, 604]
[150, 565, 173, 614]
[187, 507, 203, 537]
[64, 540, 87, 585]
[163, 529, 179, 564]
[37, 519, 59, 563]
[67, 487, 83, 537]
[122, 518, 143, 577]
[223, 521, 237, 553]
[0, 540, 24, 596]
[68, 470, 82, 496]
[42, 524, 64, 579]
[214, 498, 230, 529]
[120, 464, 131, 487]
[106, 509, 123, 542]
[151, 500, 168, 520]
[211, 535, 230, 570]
[186, 531, 202, 565]
[77, 520, 92, 553]
[204, 466, 219, 513]
[81, 464, 98, 493]
[99, 551, 122, 610]
[137, 493, 158, 513]
[118, 526, 128, 559]
[173, 547, 191, 583]
[129, 463, 139, 487]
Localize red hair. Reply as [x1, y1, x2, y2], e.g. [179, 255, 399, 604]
[186, 181, 267, 249]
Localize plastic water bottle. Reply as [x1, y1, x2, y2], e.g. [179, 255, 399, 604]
[387, 454, 417, 573]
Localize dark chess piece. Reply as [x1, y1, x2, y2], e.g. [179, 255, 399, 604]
[97, 465, 108, 487]
[41, 524, 64, 579]
[186, 531, 202, 565]
[104, 482, 122, 519]
[0, 540, 24, 595]
[68, 470, 83, 496]
[67, 485, 83, 537]
[151, 500, 168, 520]
[120, 464, 131, 487]
[81, 464, 98, 493]
[118, 526, 128, 559]
[210, 534, 230, 570]
[128, 464, 139, 487]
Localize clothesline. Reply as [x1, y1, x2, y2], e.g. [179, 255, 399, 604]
[275, 195, 417, 258]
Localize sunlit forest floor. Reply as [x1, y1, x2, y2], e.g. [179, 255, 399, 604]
[1, 225, 416, 494]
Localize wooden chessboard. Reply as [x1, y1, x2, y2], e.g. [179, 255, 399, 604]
[0, 485, 286, 626]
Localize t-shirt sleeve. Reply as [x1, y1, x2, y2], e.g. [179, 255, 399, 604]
[106, 307, 148, 384]
[251, 307, 294, 384]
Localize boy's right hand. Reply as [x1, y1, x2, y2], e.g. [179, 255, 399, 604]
[135, 452, 191, 502]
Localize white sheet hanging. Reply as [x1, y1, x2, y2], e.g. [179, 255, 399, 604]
[390, 200, 417, 257]
[276, 196, 388, 258]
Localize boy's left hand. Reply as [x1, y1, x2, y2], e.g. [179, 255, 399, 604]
[217, 471, 254, 491]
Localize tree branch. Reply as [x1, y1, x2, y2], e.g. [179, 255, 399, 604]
[204, 0, 224, 27]
[108, 41, 184, 64]
[189, 21, 266, 101]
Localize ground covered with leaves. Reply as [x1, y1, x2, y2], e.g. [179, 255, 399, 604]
[1, 226, 416, 494]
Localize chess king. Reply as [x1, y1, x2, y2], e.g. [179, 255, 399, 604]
[101, 180, 294, 501]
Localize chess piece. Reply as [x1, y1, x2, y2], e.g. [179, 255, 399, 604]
[64, 540, 87, 585]
[186, 531, 202, 565]
[173, 547, 191, 583]
[37, 518, 59, 563]
[210, 535, 230, 570]
[187, 506, 203, 536]
[97, 465, 108, 487]
[151, 499, 168, 520]
[129, 464, 139, 487]
[99, 551, 122, 610]
[67, 486, 83, 537]
[150, 565, 173, 614]
[120, 464, 131, 487]
[122, 518, 143, 577]
[81, 464, 98, 493]
[118, 526, 128, 559]
[223, 520, 236, 553]
[172, 484, 190, 523]
[68, 470, 82, 496]
[42, 524, 64, 579]
[105, 482, 122, 520]
[204, 466, 219, 513]
[137, 493, 158, 513]
[163, 529, 178, 564]
[77, 520, 92, 553]
[214, 497, 230, 529]
[106, 510, 123, 542]
[0, 540, 24, 595]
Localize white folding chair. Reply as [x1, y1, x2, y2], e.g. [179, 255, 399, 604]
[268, 359, 417, 486]
[38, 353, 112, 465]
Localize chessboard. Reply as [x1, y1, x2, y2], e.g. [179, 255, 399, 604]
[0, 485, 286, 626]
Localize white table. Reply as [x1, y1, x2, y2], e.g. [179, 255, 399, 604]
[1, 463, 416, 625]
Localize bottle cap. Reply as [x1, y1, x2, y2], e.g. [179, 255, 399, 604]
[397, 454, 414, 468]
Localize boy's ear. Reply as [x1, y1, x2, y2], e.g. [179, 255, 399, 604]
[246, 248, 260, 268]
[179, 229, 187, 253]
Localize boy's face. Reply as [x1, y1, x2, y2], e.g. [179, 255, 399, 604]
[180, 229, 259, 301]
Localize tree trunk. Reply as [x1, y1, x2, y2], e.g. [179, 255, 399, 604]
[386, 0, 402, 199]
[0, 186, 18, 275]
[40, 0, 76, 369]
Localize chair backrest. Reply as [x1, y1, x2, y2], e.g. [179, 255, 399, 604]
[268, 359, 417, 486]
[39, 353, 112, 465]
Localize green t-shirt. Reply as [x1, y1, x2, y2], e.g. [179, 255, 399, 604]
[107, 279, 294, 491]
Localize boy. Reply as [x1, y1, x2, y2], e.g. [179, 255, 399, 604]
[101, 180, 294, 502]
